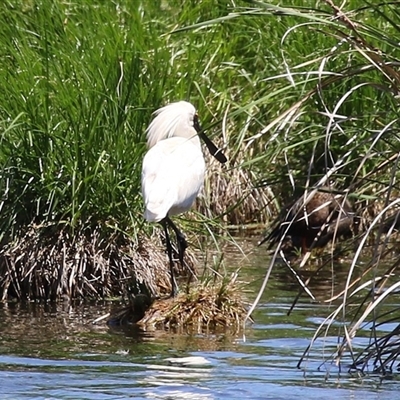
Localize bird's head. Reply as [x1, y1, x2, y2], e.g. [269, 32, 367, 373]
[145, 101, 227, 164]
[145, 101, 197, 148]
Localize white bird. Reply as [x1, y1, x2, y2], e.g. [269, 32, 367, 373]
[141, 101, 226, 296]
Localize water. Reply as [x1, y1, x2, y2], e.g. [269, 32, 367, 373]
[0, 241, 399, 399]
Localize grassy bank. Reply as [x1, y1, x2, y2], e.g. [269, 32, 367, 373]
[0, 0, 286, 301]
[0, 1, 238, 300]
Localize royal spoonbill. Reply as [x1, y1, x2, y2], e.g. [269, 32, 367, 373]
[141, 101, 227, 296]
[259, 187, 354, 254]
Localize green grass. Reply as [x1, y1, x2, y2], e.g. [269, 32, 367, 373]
[0, 0, 276, 239]
[0, 2, 151, 237]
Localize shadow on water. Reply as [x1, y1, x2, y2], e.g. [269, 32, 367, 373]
[0, 238, 399, 399]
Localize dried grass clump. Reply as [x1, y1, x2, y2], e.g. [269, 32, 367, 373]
[198, 148, 277, 227]
[108, 273, 247, 332]
[0, 222, 195, 301]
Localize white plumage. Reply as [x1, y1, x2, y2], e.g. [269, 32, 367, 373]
[145, 101, 198, 148]
[141, 100, 226, 296]
[142, 138, 205, 222]
[142, 101, 205, 222]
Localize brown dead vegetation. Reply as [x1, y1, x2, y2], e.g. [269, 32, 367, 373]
[0, 222, 192, 301]
[108, 273, 247, 331]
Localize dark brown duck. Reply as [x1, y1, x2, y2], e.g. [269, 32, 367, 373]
[260, 188, 354, 253]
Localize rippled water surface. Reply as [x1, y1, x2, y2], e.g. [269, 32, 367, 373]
[0, 240, 398, 399]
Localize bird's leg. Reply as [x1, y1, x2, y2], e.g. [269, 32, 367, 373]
[161, 219, 178, 297]
[165, 218, 198, 292]
[169, 219, 197, 290]
[301, 236, 307, 255]
[165, 217, 188, 267]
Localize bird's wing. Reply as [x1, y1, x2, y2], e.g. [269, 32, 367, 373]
[141, 138, 205, 222]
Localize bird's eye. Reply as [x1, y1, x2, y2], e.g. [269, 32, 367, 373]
[193, 114, 201, 132]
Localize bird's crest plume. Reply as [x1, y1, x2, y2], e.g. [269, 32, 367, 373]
[146, 101, 196, 148]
